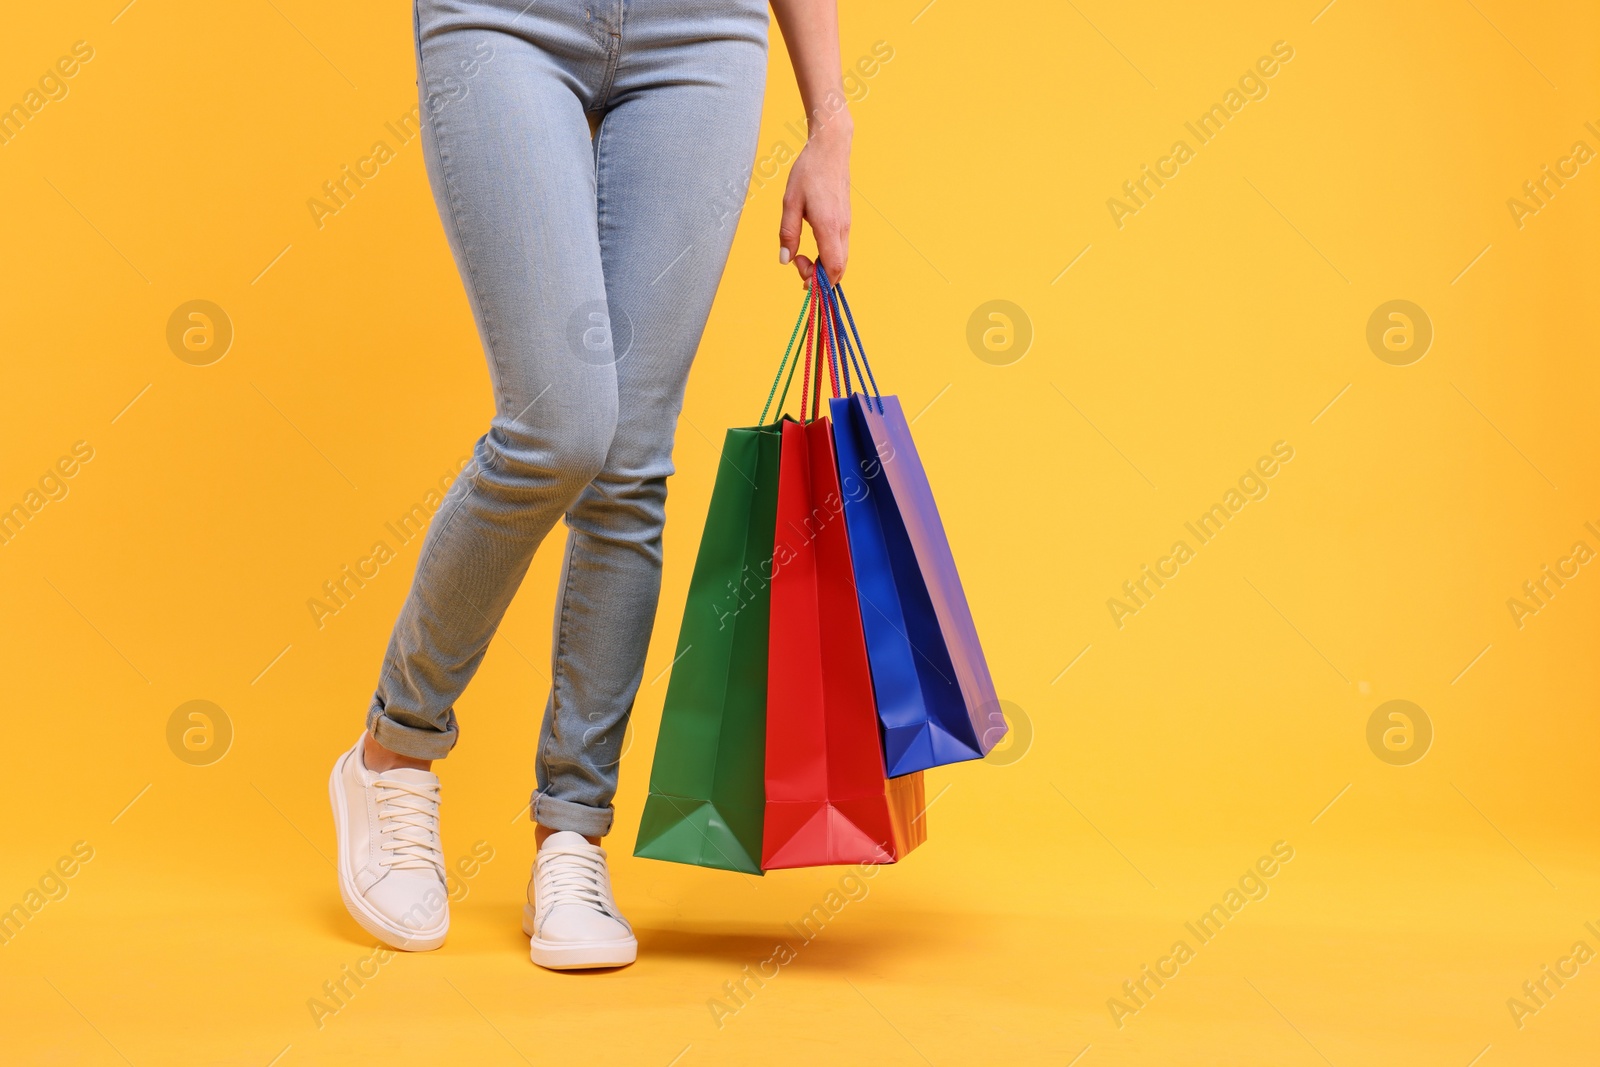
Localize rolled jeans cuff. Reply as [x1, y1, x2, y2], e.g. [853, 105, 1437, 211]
[531, 790, 615, 838]
[366, 704, 458, 760]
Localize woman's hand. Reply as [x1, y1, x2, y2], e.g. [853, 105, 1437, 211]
[778, 114, 852, 285]
[770, 0, 851, 285]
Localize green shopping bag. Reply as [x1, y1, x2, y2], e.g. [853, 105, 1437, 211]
[634, 297, 813, 873]
[633, 424, 781, 873]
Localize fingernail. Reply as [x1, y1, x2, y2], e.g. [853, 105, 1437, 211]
[778, 248, 791, 265]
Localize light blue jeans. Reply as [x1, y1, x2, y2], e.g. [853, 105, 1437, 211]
[369, 0, 768, 837]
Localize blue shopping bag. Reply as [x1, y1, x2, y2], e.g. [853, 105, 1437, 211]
[814, 275, 1005, 776]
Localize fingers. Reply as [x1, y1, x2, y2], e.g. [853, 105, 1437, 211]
[806, 200, 849, 284]
[779, 190, 850, 285]
[813, 218, 848, 284]
[778, 191, 804, 270]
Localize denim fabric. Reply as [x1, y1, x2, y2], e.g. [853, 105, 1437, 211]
[368, 0, 768, 837]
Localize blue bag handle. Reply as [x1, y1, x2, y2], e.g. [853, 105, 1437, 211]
[814, 265, 851, 397]
[812, 265, 889, 412]
[823, 277, 882, 414]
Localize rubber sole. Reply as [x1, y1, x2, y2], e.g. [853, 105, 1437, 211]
[523, 904, 638, 970]
[328, 748, 449, 952]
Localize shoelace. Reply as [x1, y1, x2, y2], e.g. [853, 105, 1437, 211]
[535, 845, 624, 922]
[373, 776, 444, 876]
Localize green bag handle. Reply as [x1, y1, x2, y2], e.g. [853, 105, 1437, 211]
[759, 288, 812, 425]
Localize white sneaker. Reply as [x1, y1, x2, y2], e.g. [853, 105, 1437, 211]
[329, 735, 449, 951]
[523, 831, 637, 970]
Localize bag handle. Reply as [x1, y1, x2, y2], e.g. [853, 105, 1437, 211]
[760, 288, 812, 425]
[802, 276, 821, 421]
[820, 273, 842, 408]
[815, 265, 851, 399]
[818, 281, 853, 402]
[760, 270, 879, 425]
[802, 273, 843, 422]
[829, 282, 882, 414]
[764, 280, 831, 426]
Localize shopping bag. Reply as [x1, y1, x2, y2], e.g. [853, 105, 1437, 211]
[761, 281, 926, 869]
[633, 287, 821, 873]
[633, 421, 782, 874]
[822, 280, 1006, 775]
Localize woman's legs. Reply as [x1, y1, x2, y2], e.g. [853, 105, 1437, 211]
[368, 8, 622, 763]
[532, 17, 770, 836]
[372, 0, 768, 832]
[345, 0, 765, 961]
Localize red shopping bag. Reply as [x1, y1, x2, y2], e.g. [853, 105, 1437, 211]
[761, 283, 926, 870]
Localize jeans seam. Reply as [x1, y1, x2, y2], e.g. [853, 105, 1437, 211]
[593, 110, 612, 244]
[539, 530, 580, 808]
[375, 457, 483, 742]
[594, 4, 623, 109]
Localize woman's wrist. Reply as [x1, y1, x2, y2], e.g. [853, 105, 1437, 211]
[808, 106, 854, 144]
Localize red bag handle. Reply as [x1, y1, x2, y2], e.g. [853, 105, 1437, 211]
[799, 275, 843, 423]
[798, 280, 817, 422]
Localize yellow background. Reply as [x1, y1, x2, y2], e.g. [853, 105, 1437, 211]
[2, 1, 1597, 1064]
